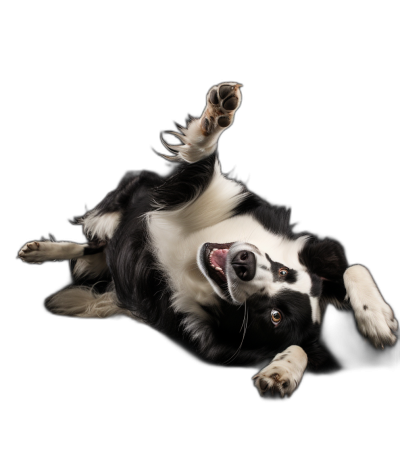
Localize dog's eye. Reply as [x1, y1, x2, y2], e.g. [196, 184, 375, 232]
[279, 267, 288, 277]
[271, 309, 282, 325]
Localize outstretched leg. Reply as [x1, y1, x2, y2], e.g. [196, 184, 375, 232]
[344, 265, 398, 347]
[18, 239, 104, 264]
[253, 346, 308, 397]
[149, 82, 245, 233]
[18, 171, 163, 267]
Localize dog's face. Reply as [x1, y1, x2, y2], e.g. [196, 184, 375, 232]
[198, 241, 318, 329]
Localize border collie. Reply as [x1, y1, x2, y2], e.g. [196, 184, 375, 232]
[18, 82, 397, 397]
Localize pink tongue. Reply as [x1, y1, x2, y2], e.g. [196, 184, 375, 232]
[210, 249, 229, 270]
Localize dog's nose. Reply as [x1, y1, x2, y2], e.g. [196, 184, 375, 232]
[231, 251, 256, 281]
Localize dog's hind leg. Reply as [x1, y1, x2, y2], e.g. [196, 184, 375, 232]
[45, 287, 133, 318]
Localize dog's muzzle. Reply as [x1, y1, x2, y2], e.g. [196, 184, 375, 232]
[231, 250, 256, 281]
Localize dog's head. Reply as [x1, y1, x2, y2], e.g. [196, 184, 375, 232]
[197, 240, 322, 333]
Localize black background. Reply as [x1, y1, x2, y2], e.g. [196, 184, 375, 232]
[10, 19, 400, 444]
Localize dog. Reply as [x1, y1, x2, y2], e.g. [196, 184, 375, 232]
[18, 82, 398, 397]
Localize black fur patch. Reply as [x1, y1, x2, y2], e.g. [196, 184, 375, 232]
[234, 193, 294, 237]
[83, 241, 106, 256]
[299, 236, 350, 313]
[96, 170, 164, 216]
[152, 154, 217, 210]
[310, 273, 323, 297]
[298, 237, 348, 281]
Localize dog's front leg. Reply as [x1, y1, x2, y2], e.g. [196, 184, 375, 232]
[150, 82, 245, 230]
[253, 346, 308, 397]
[158, 82, 242, 163]
[344, 265, 398, 348]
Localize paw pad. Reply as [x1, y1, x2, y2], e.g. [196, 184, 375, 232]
[201, 82, 242, 135]
[218, 116, 231, 128]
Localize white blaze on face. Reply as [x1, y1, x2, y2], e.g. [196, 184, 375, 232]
[150, 205, 317, 317]
[224, 242, 313, 305]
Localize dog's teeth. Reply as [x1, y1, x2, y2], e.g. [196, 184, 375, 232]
[215, 267, 222, 271]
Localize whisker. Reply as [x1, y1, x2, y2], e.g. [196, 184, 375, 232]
[243, 226, 257, 244]
[224, 300, 248, 365]
[239, 301, 247, 333]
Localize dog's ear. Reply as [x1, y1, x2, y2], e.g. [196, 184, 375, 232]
[299, 240, 348, 311]
[299, 237, 348, 281]
[302, 337, 341, 372]
[299, 236, 350, 310]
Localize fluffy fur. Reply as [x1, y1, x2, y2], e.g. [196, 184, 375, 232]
[18, 82, 398, 397]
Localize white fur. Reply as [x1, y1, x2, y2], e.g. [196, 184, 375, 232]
[46, 288, 135, 319]
[83, 211, 121, 240]
[253, 345, 308, 397]
[19, 241, 86, 263]
[310, 296, 321, 324]
[344, 265, 397, 347]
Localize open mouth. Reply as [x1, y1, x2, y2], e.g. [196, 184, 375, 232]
[202, 242, 234, 288]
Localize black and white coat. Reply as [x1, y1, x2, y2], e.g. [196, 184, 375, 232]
[18, 82, 397, 397]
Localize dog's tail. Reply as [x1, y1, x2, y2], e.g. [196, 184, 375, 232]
[45, 286, 136, 319]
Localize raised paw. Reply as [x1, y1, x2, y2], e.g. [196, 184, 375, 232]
[201, 82, 242, 136]
[253, 346, 308, 398]
[344, 265, 398, 348]
[18, 241, 43, 264]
